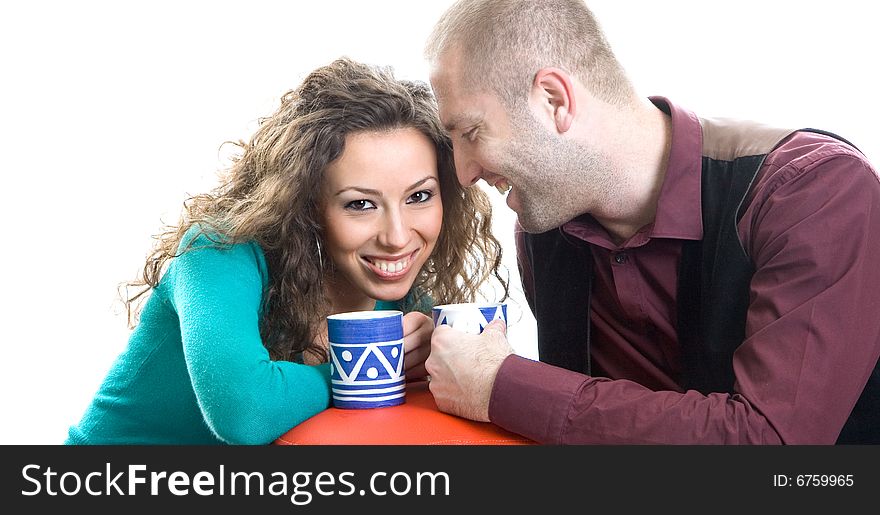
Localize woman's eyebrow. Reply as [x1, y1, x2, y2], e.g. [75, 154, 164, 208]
[335, 176, 438, 197]
[335, 186, 382, 197]
[405, 176, 439, 191]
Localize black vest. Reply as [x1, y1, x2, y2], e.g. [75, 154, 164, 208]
[519, 128, 880, 444]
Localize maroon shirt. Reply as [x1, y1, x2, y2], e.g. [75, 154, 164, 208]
[495, 98, 880, 444]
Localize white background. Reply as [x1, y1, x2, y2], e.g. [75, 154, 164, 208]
[1, 1, 877, 444]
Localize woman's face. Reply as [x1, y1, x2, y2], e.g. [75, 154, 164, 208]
[321, 127, 443, 309]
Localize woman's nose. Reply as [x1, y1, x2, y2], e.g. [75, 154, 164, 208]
[378, 209, 410, 249]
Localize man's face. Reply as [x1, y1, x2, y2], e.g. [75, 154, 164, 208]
[430, 51, 610, 233]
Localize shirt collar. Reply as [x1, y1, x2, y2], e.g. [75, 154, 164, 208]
[647, 96, 703, 241]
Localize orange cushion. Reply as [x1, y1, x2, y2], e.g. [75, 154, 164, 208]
[274, 380, 535, 445]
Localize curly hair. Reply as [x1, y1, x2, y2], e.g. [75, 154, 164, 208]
[123, 57, 508, 361]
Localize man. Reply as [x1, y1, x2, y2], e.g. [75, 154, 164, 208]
[423, 0, 880, 444]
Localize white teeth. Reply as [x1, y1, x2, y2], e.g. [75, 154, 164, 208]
[371, 258, 409, 273]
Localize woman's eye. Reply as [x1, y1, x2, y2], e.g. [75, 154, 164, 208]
[407, 190, 434, 204]
[344, 199, 376, 211]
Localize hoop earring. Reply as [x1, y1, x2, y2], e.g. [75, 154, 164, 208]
[315, 234, 324, 269]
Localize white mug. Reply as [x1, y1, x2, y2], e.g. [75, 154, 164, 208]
[431, 302, 508, 335]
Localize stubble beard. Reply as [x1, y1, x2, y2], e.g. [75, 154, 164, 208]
[498, 114, 615, 233]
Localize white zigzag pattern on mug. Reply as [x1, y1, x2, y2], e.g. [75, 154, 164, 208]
[330, 339, 403, 385]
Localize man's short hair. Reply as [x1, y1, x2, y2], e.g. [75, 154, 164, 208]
[426, 0, 634, 107]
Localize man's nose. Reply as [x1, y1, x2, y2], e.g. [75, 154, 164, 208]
[378, 208, 410, 249]
[453, 144, 482, 187]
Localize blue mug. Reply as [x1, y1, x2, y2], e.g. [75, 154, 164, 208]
[327, 310, 405, 409]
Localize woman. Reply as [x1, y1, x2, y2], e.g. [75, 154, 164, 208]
[66, 57, 507, 445]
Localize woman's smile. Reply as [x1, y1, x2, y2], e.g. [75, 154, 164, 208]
[362, 249, 419, 279]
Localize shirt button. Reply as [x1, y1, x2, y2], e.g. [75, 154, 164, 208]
[613, 252, 627, 264]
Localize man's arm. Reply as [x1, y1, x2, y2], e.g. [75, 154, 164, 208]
[448, 142, 880, 444]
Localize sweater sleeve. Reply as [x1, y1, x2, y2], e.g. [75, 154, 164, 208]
[165, 235, 330, 444]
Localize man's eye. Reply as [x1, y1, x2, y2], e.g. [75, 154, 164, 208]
[344, 199, 376, 211]
[463, 128, 478, 141]
[407, 190, 434, 204]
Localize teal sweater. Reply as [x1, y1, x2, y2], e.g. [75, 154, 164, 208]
[66, 230, 406, 445]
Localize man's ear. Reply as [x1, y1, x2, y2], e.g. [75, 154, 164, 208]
[532, 67, 576, 134]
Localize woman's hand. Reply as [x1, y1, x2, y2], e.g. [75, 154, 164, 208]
[402, 311, 433, 381]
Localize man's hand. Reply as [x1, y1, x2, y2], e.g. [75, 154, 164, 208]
[402, 311, 433, 380]
[425, 318, 514, 421]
